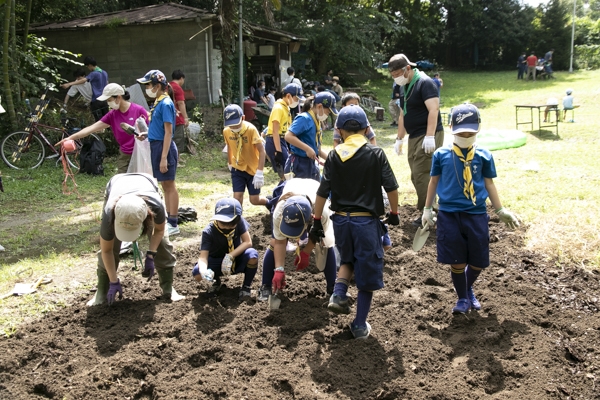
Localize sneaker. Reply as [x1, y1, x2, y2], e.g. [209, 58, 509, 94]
[328, 294, 350, 314]
[411, 216, 422, 227]
[239, 286, 252, 301]
[468, 288, 481, 310]
[167, 223, 180, 236]
[349, 322, 372, 339]
[208, 280, 222, 295]
[452, 298, 471, 314]
[286, 242, 297, 253]
[257, 284, 271, 302]
[390, 122, 398, 127]
[298, 237, 309, 247]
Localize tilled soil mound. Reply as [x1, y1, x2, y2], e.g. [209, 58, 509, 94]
[0, 206, 599, 399]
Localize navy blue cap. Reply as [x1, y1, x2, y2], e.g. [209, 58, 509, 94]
[137, 69, 167, 86]
[223, 104, 243, 127]
[451, 103, 480, 134]
[279, 196, 312, 239]
[336, 105, 368, 130]
[211, 198, 242, 222]
[283, 83, 303, 97]
[314, 92, 338, 116]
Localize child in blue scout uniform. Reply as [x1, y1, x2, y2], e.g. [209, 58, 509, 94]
[312, 105, 400, 340]
[422, 103, 520, 314]
[257, 178, 337, 302]
[265, 83, 303, 182]
[136, 69, 181, 237]
[192, 198, 259, 300]
[284, 92, 338, 181]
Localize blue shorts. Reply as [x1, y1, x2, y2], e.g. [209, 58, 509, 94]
[231, 169, 261, 196]
[192, 248, 259, 278]
[436, 210, 490, 268]
[332, 214, 385, 291]
[150, 140, 178, 182]
[264, 136, 289, 176]
[284, 154, 320, 181]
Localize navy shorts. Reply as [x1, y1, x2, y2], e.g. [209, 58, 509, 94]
[150, 140, 178, 182]
[332, 214, 385, 291]
[192, 248, 259, 278]
[436, 210, 490, 268]
[284, 154, 320, 181]
[264, 136, 289, 176]
[231, 168, 261, 196]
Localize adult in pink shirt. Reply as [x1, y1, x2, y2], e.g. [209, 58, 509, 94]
[57, 83, 149, 173]
[170, 70, 189, 165]
[526, 52, 538, 81]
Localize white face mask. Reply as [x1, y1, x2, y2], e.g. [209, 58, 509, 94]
[394, 74, 409, 86]
[107, 100, 119, 110]
[146, 87, 157, 98]
[289, 98, 299, 108]
[454, 135, 477, 148]
[317, 110, 329, 122]
[230, 126, 242, 133]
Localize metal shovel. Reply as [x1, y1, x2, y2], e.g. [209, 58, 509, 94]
[412, 224, 430, 252]
[268, 291, 281, 310]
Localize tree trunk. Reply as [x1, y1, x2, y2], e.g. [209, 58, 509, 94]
[10, 0, 21, 103]
[22, 0, 33, 51]
[2, 0, 17, 130]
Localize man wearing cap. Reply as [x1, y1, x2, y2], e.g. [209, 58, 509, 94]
[193, 198, 259, 300]
[83, 56, 109, 121]
[56, 83, 149, 173]
[258, 178, 337, 302]
[87, 172, 183, 306]
[284, 92, 338, 181]
[265, 83, 303, 182]
[422, 103, 519, 314]
[222, 104, 270, 209]
[312, 105, 400, 339]
[389, 53, 444, 225]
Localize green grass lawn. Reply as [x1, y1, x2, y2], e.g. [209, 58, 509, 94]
[0, 69, 598, 334]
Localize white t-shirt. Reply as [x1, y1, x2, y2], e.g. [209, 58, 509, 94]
[67, 81, 93, 104]
[272, 178, 335, 248]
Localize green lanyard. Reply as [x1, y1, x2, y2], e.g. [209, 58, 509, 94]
[403, 68, 421, 116]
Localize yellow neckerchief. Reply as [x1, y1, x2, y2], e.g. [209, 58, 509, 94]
[452, 144, 476, 205]
[230, 124, 248, 165]
[307, 110, 322, 150]
[148, 93, 169, 122]
[335, 133, 367, 162]
[213, 220, 236, 271]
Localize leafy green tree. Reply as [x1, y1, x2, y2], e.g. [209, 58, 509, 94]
[532, 0, 570, 69]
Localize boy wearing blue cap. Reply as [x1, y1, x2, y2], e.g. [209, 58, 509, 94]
[222, 104, 269, 208]
[136, 69, 181, 236]
[193, 198, 259, 300]
[312, 105, 400, 339]
[423, 103, 519, 314]
[284, 92, 338, 181]
[265, 83, 303, 181]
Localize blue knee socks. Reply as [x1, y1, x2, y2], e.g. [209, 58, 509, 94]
[354, 290, 373, 328]
[465, 265, 481, 288]
[243, 263, 258, 288]
[451, 266, 467, 299]
[323, 248, 337, 293]
[168, 216, 178, 227]
[333, 278, 349, 299]
[262, 246, 275, 286]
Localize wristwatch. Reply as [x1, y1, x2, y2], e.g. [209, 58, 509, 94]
[146, 250, 158, 257]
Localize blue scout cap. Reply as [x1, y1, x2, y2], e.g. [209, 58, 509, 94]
[283, 83, 303, 97]
[336, 105, 368, 130]
[314, 92, 338, 116]
[137, 70, 167, 86]
[223, 104, 244, 127]
[279, 196, 312, 239]
[451, 103, 480, 134]
[211, 198, 242, 222]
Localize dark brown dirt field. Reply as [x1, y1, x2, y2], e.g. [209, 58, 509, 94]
[0, 206, 599, 399]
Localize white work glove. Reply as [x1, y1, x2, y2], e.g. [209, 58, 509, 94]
[227, 164, 232, 172]
[422, 207, 435, 228]
[221, 254, 233, 275]
[252, 169, 264, 189]
[422, 135, 436, 154]
[394, 139, 404, 155]
[202, 268, 215, 282]
[496, 208, 520, 229]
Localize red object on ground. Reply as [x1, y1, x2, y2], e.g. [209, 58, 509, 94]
[243, 100, 257, 121]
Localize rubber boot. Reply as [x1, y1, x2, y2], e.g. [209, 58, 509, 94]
[87, 270, 110, 306]
[157, 268, 185, 302]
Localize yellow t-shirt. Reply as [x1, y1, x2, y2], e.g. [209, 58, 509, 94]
[267, 99, 291, 137]
[223, 121, 263, 175]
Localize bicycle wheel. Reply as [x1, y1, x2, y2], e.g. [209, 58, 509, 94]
[62, 133, 101, 170]
[1, 131, 46, 169]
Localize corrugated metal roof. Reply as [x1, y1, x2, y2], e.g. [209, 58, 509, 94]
[30, 3, 215, 31]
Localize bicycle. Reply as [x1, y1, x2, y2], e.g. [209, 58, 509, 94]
[1, 88, 99, 170]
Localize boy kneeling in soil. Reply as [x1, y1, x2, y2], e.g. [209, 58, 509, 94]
[422, 103, 519, 314]
[312, 105, 400, 339]
[193, 198, 258, 300]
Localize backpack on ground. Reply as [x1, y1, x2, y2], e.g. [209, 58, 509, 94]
[79, 136, 106, 175]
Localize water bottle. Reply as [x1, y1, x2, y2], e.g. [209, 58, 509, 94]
[136, 116, 148, 134]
